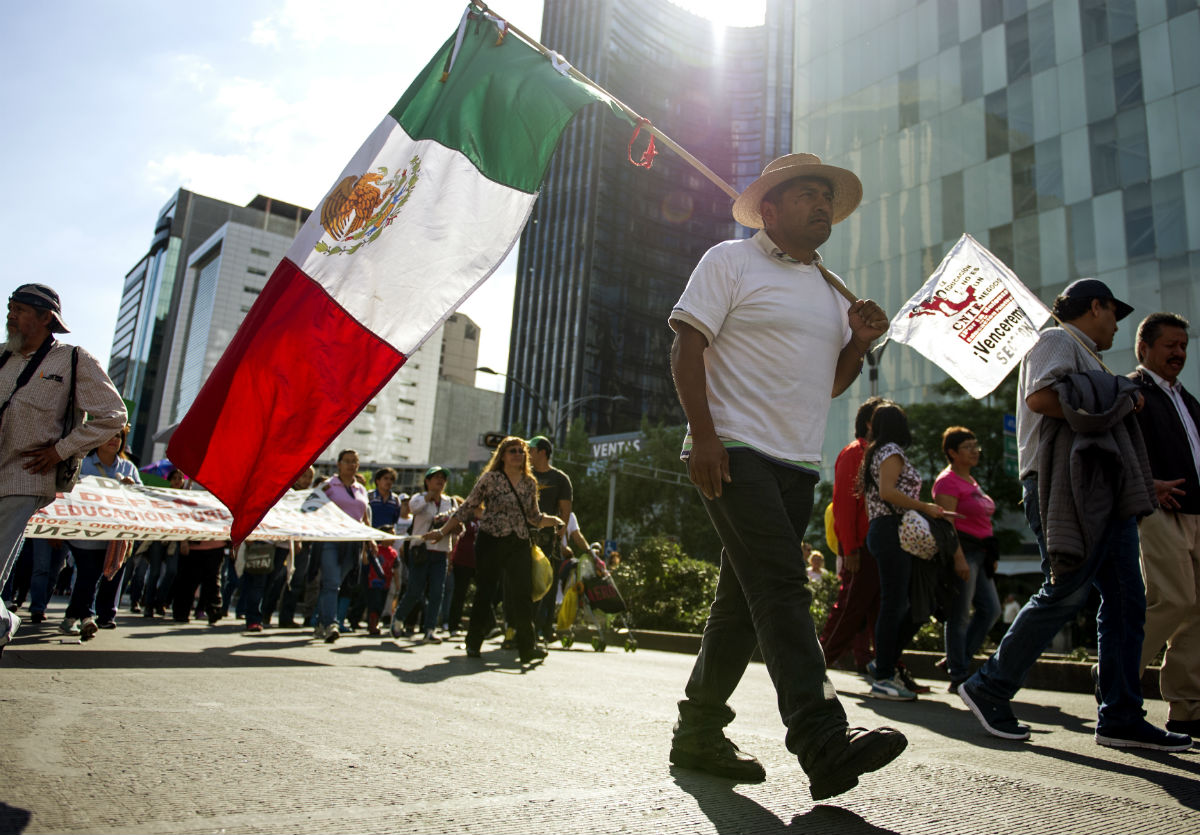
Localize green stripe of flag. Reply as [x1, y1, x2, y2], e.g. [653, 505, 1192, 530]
[390, 18, 608, 194]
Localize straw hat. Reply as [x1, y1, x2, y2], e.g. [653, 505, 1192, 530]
[731, 153, 863, 229]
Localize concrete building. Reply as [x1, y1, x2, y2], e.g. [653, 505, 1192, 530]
[118, 190, 499, 475]
[108, 190, 308, 464]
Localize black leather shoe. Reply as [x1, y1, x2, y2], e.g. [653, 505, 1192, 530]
[669, 734, 766, 783]
[807, 727, 907, 801]
[519, 647, 548, 664]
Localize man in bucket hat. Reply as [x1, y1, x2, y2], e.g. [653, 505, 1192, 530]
[1, 284, 127, 655]
[667, 154, 904, 800]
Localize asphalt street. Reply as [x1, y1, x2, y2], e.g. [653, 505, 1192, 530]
[2, 607, 1197, 835]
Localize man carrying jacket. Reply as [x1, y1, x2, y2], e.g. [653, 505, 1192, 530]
[959, 279, 1189, 752]
[1128, 312, 1200, 738]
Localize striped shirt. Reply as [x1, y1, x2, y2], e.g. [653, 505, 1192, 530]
[0, 340, 127, 500]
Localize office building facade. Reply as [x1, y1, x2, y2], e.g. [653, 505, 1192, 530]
[109, 190, 308, 463]
[791, 0, 1200, 471]
[505, 0, 794, 437]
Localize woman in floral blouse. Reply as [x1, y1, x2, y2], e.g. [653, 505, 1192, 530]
[859, 403, 966, 702]
[426, 436, 562, 664]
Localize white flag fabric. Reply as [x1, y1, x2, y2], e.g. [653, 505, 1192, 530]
[885, 234, 1052, 398]
[24, 476, 390, 542]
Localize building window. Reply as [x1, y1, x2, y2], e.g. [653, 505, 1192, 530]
[1067, 200, 1097, 277]
[247, 266, 267, 276]
[1034, 137, 1064, 212]
[1028, 3, 1055, 74]
[984, 90, 1008, 158]
[982, 0, 1004, 31]
[243, 286, 261, 295]
[898, 66, 919, 130]
[1080, 0, 1108, 51]
[364, 404, 377, 414]
[1124, 182, 1155, 260]
[988, 223, 1014, 268]
[1006, 14, 1031, 83]
[1011, 146, 1038, 218]
[1111, 35, 1143, 112]
[1152, 173, 1188, 259]
[250, 247, 270, 257]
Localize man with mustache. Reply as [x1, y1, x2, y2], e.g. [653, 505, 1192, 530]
[0, 284, 126, 656]
[666, 154, 904, 801]
[1129, 312, 1200, 740]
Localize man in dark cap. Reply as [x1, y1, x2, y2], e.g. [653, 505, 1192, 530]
[959, 279, 1191, 752]
[1, 284, 127, 654]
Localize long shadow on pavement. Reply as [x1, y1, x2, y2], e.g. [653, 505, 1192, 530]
[0, 803, 32, 835]
[673, 771, 899, 835]
[1, 646, 329, 670]
[1026, 743, 1200, 811]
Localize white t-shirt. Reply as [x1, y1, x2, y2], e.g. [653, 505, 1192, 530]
[670, 230, 852, 464]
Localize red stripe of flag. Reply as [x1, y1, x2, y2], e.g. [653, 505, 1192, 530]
[167, 258, 405, 543]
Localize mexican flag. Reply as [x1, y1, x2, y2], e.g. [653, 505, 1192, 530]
[168, 7, 609, 543]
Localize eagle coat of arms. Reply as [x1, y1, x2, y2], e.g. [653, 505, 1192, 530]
[314, 154, 421, 256]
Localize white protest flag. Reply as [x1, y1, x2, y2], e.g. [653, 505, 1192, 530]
[885, 234, 1052, 398]
[24, 477, 390, 542]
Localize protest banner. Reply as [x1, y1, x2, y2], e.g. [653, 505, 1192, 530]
[24, 477, 388, 542]
[884, 233, 1052, 398]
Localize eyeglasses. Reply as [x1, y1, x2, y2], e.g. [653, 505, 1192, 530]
[957, 442, 980, 451]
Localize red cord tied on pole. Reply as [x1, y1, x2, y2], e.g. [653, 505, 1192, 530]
[627, 118, 658, 169]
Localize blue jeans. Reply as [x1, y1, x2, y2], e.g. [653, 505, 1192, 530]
[677, 450, 847, 771]
[969, 477, 1146, 729]
[867, 515, 919, 681]
[394, 546, 448, 633]
[65, 545, 108, 620]
[944, 539, 1001, 681]
[317, 541, 360, 627]
[241, 570, 268, 627]
[29, 539, 67, 615]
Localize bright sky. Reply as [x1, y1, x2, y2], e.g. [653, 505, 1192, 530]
[0, 1, 763, 393]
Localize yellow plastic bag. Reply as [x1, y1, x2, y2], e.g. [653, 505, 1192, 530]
[557, 585, 579, 631]
[531, 543, 553, 602]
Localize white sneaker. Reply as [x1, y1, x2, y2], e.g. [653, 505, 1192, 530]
[60, 617, 81, 635]
[324, 624, 340, 643]
[0, 612, 19, 647]
[80, 618, 98, 642]
[313, 624, 326, 640]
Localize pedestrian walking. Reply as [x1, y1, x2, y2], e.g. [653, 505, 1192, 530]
[1, 283, 126, 655]
[665, 153, 905, 801]
[1128, 312, 1200, 737]
[958, 279, 1190, 751]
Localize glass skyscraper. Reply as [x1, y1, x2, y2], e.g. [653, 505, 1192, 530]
[505, 0, 794, 436]
[793, 0, 1200, 470]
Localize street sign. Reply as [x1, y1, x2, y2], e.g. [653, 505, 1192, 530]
[1003, 413, 1016, 434]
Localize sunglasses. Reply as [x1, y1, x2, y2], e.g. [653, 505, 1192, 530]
[504, 447, 526, 455]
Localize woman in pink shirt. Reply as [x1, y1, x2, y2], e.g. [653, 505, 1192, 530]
[932, 426, 1002, 692]
[313, 449, 374, 643]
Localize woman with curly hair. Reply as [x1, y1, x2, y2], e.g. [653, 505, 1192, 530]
[425, 436, 562, 664]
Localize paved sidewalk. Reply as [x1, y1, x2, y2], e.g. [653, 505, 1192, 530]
[2, 607, 1197, 835]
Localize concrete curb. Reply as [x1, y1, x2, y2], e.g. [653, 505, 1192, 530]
[630, 630, 1163, 699]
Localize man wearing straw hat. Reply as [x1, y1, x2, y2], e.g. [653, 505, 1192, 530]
[666, 154, 905, 801]
[958, 279, 1191, 752]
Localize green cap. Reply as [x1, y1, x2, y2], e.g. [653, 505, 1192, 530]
[527, 435, 553, 455]
[424, 466, 449, 480]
